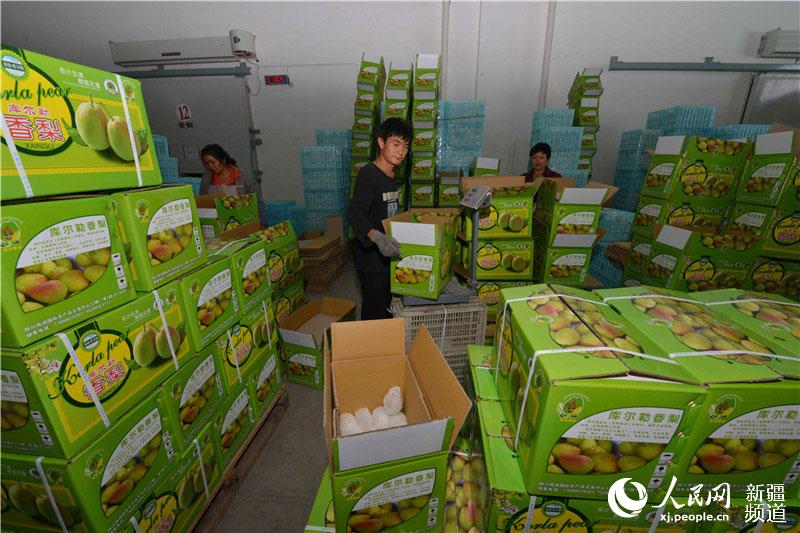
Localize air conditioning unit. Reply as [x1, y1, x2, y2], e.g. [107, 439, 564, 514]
[111, 30, 256, 67]
[758, 28, 800, 59]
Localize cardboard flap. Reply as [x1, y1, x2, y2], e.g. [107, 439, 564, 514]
[462, 175, 526, 190]
[407, 325, 471, 451]
[334, 419, 449, 471]
[583, 180, 619, 205]
[475, 157, 500, 169]
[280, 297, 355, 347]
[656, 225, 693, 249]
[331, 318, 405, 361]
[333, 355, 408, 413]
[537, 177, 576, 197]
[560, 187, 607, 205]
[416, 53, 440, 68]
[324, 334, 333, 465]
[655, 136, 686, 155]
[389, 220, 437, 246]
[755, 131, 795, 155]
[197, 208, 217, 218]
[552, 233, 600, 248]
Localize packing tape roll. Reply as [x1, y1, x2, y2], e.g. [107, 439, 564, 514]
[35, 457, 68, 533]
[152, 289, 179, 370]
[55, 332, 110, 428]
[114, 74, 142, 186]
[0, 113, 33, 198]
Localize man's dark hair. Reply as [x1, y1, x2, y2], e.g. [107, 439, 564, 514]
[377, 118, 412, 143]
[529, 142, 552, 159]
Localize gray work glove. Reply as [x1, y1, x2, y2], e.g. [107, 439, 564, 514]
[369, 230, 401, 258]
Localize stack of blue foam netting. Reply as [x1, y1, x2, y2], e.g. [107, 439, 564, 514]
[152, 134, 170, 159]
[158, 157, 179, 183]
[530, 109, 582, 179]
[610, 129, 660, 211]
[315, 128, 352, 178]
[646, 105, 716, 136]
[590, 243, 623, 288]
[301, 146, 349, 233]
[436, 100, 485, 174]
[289, 204, 306, 236]
[265, 200, 295, 226]
[176, 177, 201, 196]
[599, 208, 634, 244]
[711, 124, 771, 142]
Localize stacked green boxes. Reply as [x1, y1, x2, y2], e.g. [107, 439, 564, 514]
[598, 286, 800, 498]
[471, 156, 500, 177]
[112, 184, 206, 291]
[214, 381, 255, 468]
[351, 53, 386, 193]
[1, 392, 175, 533]
[568, 68, 603, 171]
[196, 193, 258, 238]
[246, 347, 282, 419]
[1, 281, 190, 458]
[254, 220, 306, 322]
[748, 256, 800, 299]
[532, 179, 610, 286]
[1, 45, 162, 201]
[385, 208, 459, 300]
[411, 53, 441, 207]
[437, 173, 461, 207]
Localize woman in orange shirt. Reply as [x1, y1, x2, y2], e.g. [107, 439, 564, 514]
[199, 144, 257, 195]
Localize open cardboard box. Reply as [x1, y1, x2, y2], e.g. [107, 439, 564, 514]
[280, 297, 355, 390]
[324, 319, 471, 532]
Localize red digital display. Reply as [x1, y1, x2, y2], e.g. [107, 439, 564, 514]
[264, 75, 290, 85]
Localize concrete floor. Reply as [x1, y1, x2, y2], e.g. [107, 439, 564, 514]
[202, 259, 362, 532]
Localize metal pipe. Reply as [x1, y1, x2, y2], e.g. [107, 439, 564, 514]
[440, 0, 451, 99]
[609, 56, 800, 73]
[118, 64, 251, 79]
[538, 0, 557, 109]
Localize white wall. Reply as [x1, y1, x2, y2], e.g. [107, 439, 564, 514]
[2, 1, 797, 200]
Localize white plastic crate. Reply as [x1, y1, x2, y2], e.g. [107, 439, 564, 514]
[390, 298, 487, 384]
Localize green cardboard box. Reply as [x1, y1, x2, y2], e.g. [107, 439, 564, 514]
[642, 135, 752, 207]
[533, 178, 611, 246]
[279, 297, 355, 389]
[254, 223, 300, 288]
[355, 89, 382, 116]
[351, 157, 371, 178]
[2, 195, 136, 348]
[213, 299, 277, 394]
[411, 155, 436, 181]
[246, 347, 283, 420]
[648, 225, 751, 291]
[568, 68, 604, 103]
[353, 112, 378, 135]
[325, 319, 470, 533]
[411, 99, 438, 129]
[464, 238, 533, 281]
[747, 256, 800, 300]
[159, 344, 223, 452]
[473, 281, 529, 318]
[112, 185, 206, 291]
[356, 53, 385, 93]
[352, 137, 374, 159]
[196, 193, 258, 238]
[128, 422, 221, 533]
[633, 194, 728, 235]
[385, 209, 459, 299]
[581, 131, 597, 157]
[384, 99, 410, 121]
[535, 234, 597, 286]
[386, 63, 412, 98]
[495, 284, 706, 500]
[0, 391, 174, 533]
[273, 273, 305, 324]
[0, 45, 161, 201]
[762, 207, 800, 260]
[738, 130, 799, 206]
[410, 181, 436, 207]
[178, 256, 240, 352]
[461, 176, 535, 239]
[628, 233, 654, 279]
[412, 128, 436, 154]
[574, 97, 600, 130]
[304, 467, 335, 532]
[228, 238, 272, 312]
[473, 157, 501, 177]
[414, 53, 440, 93]
[1, 280, 189, 458]
[597, 286, 800, 498]
[708, 499, 800, 532]
[578, 157, 592, 171]
[692, 288, 800, 357]
[437, 176, 461, 207]
[213, 381, 255, 468]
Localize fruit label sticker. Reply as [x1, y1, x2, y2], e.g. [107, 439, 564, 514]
[180, 355, 215, 407]
[559, 212, 595, 227]
[197, 270, 231, 306]
[146, 200, 192, 234]
[225, 326, 252, 367]
[751, 163, 785, 180]
[222, 389, 249, 434]
[289, 353, 316, 368]
[708, 405, 800, 439]
[59, 331, 131, 406]
[16, 216, 110, 267]
[101, 408, 161, 485]
[351, 469, 435, 510]
[478, 206, 498, 229]
[478, 283, 501, 306]
[667, 206, 694, 227]
[477, 245, 501, 269]
[1, 370, 27, 403]
[773, 214, 800, 245]
[554, 254, 587, 267]
[562, 408, 683, 443]
[137, 494, 178, 533]
[684, 260, 715, 282]
[735, 211, 767, 228]
[258, 355, 277, 388]
[641, 203, 663, 218]
[397, 255, 432, 271]
[652, 254, 677, 271]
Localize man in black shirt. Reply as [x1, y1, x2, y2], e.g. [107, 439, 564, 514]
[349, 118, 411, 320]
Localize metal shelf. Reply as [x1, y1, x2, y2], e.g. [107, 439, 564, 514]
[609, 56, 800, 73]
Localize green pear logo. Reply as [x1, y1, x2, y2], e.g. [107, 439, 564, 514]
[75, 96, 111, 150]
[107, 115, 139, 161]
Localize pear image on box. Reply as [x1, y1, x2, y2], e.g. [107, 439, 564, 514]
[178, 257, 240, 352]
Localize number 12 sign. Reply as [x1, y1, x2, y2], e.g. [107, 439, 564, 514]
[176, 104, 192, 121]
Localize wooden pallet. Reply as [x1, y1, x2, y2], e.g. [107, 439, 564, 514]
[191, 388, 289, 532]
